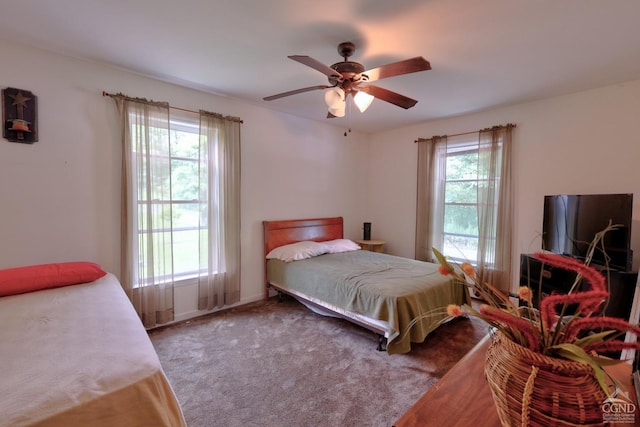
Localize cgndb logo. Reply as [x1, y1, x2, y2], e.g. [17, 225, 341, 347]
[601, 394, 637, 424]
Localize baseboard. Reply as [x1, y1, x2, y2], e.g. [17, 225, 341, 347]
[163, 294, 265, 327]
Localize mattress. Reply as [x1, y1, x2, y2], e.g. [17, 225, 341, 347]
[0, 273, 186, 427]
[267, 250, 470, 354]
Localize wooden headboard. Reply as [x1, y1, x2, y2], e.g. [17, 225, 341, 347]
[262, 217, 344, 298]
[262, 217, 344, 256]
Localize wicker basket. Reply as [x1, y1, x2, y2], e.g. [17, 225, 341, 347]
[484, 332, 608, 427]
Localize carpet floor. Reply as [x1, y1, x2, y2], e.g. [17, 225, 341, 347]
[149, 296, 488, 427]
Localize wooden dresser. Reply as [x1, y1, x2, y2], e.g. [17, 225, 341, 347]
[394, 335, 639, 427]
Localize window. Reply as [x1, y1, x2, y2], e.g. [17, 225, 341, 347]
[132, 112, 218, 286]
[416, 124, 513, 293]
[114, 93, 241, 326]
[435, 135, 501, 265]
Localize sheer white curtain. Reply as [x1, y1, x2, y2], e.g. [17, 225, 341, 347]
[197, 110, 241, 310]
[114, 95, 175, 328]
[415, 135, 447, 262]
[476, 125, 514, 293]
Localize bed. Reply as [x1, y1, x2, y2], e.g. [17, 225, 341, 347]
[263, 217, 471, 354]
[0, 262, 186, 427]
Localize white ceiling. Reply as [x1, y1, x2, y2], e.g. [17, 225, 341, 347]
[2, 0, 640, 133]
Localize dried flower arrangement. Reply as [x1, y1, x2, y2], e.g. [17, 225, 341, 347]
[433, 225, 640, 393]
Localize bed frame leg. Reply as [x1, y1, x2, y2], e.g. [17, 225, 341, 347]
[376, 334, 386, 352]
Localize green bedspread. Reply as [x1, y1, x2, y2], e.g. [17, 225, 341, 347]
[267, 250, 470, 354]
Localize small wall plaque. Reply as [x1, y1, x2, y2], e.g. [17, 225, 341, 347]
[2, 87, 38, 144]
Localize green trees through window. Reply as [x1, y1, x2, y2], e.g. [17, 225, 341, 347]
[442, 143, 486, 263]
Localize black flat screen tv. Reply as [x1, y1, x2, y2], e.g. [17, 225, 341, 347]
[542, 193, 633, 272]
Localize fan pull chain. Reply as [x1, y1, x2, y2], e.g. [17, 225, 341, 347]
[344, 96, 352, 137]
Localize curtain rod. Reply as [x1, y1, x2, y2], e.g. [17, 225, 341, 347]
[102, 91, 243, 123]
[414, 123, 516, 143]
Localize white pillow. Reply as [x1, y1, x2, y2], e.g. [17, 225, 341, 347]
[266, 241, 328, 262]
[323, 239, 361, 254]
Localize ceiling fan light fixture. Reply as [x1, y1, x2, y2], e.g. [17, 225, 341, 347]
[324, 87, 345, 108]
[263, 42, 430, 116]
[354, 91, 374, 113]
[328, 104, 346, 117]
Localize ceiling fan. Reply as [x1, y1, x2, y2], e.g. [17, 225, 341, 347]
[263, 41, 431, 118]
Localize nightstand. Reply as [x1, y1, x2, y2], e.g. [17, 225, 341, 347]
[355, 239, 386, 253]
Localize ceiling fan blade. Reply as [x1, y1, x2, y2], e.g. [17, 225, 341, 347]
[363, 57, 431, 82]
[358, 85, 418, 109]
[263, 85, 329, 101]
[288, 55, 343, 79]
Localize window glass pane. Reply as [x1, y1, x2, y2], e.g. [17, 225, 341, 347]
[150, 128, 170, 156]
[172, 229, 200, 277]
[446, 152, 477, 180]
[445, 181, 477, 203]
[137, 204, 147, 231]
[171, 158, 199, 200]
[130, 124, 170, 156]
[443, 235, 478, 261]
[138, 230, 173, 280]
[171, 129, 199, 158]
[135, 155, 171, 201]
[152, 161, 172, 200]
[200, 227, 211, 265]
[137, 171, 148, 201]
[172, 203, 199, 228]
[137, 203, 172, 231]
[477, 147, 502, 179]
[444, 204, 478, 235]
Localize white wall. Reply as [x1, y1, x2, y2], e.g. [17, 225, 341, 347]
[4, 36, 640, 319]
[0, 39, 369, 321]
[368, 79, 640, 289]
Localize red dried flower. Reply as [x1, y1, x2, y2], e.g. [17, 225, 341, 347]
[535, 252, 609, 326]
[535, 252, 606, 293]
[584, 339, 640, 354]
[480, 306, 541, 352]
[563, 316, 640, 343]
